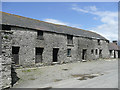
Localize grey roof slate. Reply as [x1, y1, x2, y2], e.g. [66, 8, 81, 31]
[108, 43, 118, 50]
[118, 46, 120, 50]
[0, 11, 107, 40]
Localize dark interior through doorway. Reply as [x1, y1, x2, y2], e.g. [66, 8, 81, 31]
[114, 50, 116, 58]
[118, 50, 120, 58]
[53, 48, 59, 62]
[12, 46, 20, 65]
[35, 47, 44, 63]
[99, 49, 102, 58]
[82, 49, 87, 60]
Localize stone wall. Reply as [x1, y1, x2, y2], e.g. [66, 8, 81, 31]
[0, 32, 2, 89]
[0, 56, 2, 90]
[0, 30, 12, 89]
[11, 27, 36, 66]
[0, 26, 110, 89]
[78, 37, 109, 60]
[11, 26, 110, 66]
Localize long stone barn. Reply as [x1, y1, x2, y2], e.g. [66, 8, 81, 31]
[0, 11, 110, 67]
[0, 11, 112, 89]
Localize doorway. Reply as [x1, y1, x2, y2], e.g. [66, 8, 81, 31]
[53, 48, 59, 62]
[99, 49, 102, 58]
[0, 33, 1, 55]
[114, 50, 116, 58]
[118, 50, 120, 58]
[35, 47, 44, 63]
[12, 46, 20, 65]
[82, 49, 87, 60]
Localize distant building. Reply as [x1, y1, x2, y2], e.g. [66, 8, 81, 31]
[108, 41, 119, 58]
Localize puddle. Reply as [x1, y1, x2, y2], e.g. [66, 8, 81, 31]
[71, 73, 104, 81]
[36, 87, 52, 90]
[72, 74, 85, 77]
[54, 79, 62, 82]
[62, 68, 69, 71]
[29, 77, 36, 80]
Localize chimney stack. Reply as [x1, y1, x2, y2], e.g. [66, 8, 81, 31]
[113, 40, 117, 45]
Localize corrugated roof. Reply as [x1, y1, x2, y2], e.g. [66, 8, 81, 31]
[108, 43, 118, 50]
[0, 11, 107, 40]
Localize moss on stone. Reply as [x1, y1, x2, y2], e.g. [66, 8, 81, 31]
[4, 36, 8, 39]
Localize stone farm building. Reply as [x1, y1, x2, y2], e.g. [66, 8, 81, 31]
[108, 41, 120, 58]
[0, 11, 119, 89]
[0, 11, 111, 67]
[0, 11, 111, 66]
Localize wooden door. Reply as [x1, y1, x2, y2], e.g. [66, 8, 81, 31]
[35, 48, 43, 63]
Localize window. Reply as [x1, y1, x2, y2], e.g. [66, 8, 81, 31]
[67, 49, 71, 57]
[37, 31, 43, 40]
[91, 49, 94, 54]
[67, 35, 73, 44]
[98, 39, 100, 45]
[96, 49, 98, 55]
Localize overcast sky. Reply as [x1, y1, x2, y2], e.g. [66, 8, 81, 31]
[2, 2, 118, 41]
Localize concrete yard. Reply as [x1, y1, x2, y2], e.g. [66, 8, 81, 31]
[13, 59, 118, 88]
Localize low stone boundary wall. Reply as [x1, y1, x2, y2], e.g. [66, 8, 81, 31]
[0, 30, 12, 89]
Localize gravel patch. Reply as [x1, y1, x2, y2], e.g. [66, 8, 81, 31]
[13, 59, 118, 88]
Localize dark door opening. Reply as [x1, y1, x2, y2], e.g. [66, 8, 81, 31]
[82, 49, 87, 60]
[109, 50, 112, 56]
[114, 50, 116, 58]
[99, 50, 102, 58]
[53, 48, 59, 62]
[118, 50, 120, 58]
[12, 46, 20, 65]
[35, 47, 44, 63]
[0, 33, 1, 55]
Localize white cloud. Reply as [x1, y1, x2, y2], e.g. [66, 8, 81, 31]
[93, 17, 98, 20]
[89, 6, 97, 11]
[72, 5, 118, 41]
[44, 18, 68, 25]
[43, 18, 83, 28]
[72, 7, 89, 13]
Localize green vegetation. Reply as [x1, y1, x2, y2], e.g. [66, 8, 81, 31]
[29, 77, 36, 80]
[4, 36, 8, 39]
[22, 69, 31, 72]
[54, 79, 62, 82]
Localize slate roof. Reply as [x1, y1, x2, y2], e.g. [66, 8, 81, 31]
[108, 43, 118, 50]
[118, 46, 120, 50]
[0, 11, 107, 40]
